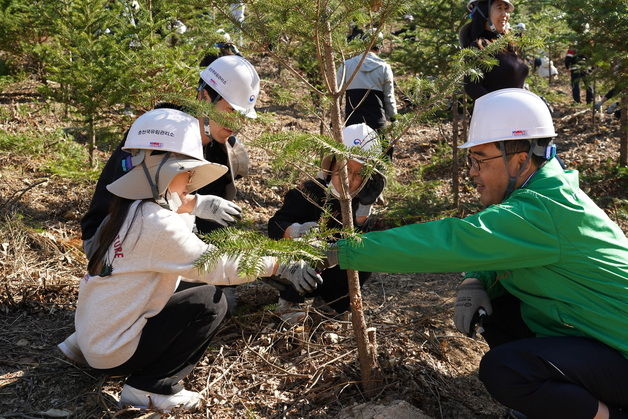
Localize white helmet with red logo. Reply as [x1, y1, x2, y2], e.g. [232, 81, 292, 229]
[459, 88, 556, 149]
[199, 55, 260, 118]
[122, 108, 204, 158]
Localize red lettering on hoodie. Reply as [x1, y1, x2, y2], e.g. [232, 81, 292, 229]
[113, 235, 124, 258]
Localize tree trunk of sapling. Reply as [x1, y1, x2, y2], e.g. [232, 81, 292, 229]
[620, 92, 627, 167]
[321, 20, 381, 398]
[452, 93, 460, 210]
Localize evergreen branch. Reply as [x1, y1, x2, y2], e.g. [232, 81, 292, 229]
[194, 226, 358, 277]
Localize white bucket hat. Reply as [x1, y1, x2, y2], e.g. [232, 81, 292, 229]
[107, 152, 227, 200]
[199, 55, 260, 118]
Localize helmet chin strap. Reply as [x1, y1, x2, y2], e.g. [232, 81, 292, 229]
[140, 152, 172, 209]
[499, 141, 535, 201]
[198, 81, 224, 142]
[472, 0, 499, 33]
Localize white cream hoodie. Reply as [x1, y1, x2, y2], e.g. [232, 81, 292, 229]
[75, 201, 275, 369]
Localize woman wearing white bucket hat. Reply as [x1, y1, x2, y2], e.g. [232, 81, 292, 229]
[61, 112, 322, 412]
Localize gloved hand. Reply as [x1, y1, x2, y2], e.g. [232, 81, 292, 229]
[275, 261, 323, 294]
[318, 245, 338, 270]
[192, 194, 242, 226]
[454, 279, 493, 337]
[285, 222, 319, 239]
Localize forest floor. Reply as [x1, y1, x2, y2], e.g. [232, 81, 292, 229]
[0, 64, 626, 419]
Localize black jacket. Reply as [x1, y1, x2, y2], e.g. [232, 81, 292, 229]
[460, 28, 529, 100]
[80, 134, 130, 240]
[268, 179, 365, 240]
[268, 178, 372, 313]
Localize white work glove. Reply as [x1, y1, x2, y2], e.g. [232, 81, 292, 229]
[454, 279, 493, 337]
[192, 194, 242, 226]
[275, 261, 323, 295]
[285, 222, 319, 239]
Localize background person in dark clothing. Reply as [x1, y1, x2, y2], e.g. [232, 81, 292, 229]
[565, 45, 593, 104]
[268, 124, 387, 315]
[459, 0, 529, 101]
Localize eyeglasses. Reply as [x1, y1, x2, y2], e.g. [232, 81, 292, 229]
[467, 152, 518, 172]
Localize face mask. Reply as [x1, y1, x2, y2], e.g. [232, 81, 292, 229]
[166, 190, 183, 213]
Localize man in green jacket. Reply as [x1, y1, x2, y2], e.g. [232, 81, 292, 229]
[328, 88, 628, 418]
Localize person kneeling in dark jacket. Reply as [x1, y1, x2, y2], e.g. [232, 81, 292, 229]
[268, 123, 387, 315]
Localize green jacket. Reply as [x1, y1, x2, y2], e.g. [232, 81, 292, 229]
[337, 158, 628, 357]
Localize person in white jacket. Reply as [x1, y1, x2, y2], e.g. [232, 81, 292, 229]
[336, 30, 397, 133]
[62, 112, 322, 412]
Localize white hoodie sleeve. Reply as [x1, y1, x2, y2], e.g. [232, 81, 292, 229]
[336, 63, 346, 90]
[383, 63, 397, 119]
[148, 209, 276, 285]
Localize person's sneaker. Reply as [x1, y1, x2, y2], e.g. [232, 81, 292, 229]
[274, 298, 308, 325]
[506, 408, 527, 419]
[606, 102, 619, 114]
[274, 297, 298, 313]
[119, 384, 201, 411]
[280, 310, 308, 325]
[57, 333, 87, 366]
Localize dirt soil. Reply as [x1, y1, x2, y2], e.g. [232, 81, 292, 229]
[0, 67, 625, 419]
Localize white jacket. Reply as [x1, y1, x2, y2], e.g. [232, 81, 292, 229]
[336, 52, 397, 119]
[75, 201, 275, 369]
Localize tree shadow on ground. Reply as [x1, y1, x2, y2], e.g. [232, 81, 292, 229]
[0, 301, 119, 417]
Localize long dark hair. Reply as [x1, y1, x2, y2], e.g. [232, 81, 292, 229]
[460, 1, 518, 53]
[87, 197, 144, 276]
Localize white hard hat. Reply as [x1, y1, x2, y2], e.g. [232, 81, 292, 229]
[360, 28, 384, 43]
[323, 123, 385, 200]
[459, 88, 556, 149]
[111, 109, 228, 201]
[123, 108, 204, 159]
[467, 0, 514, 13]
[199, 55, 260, 118]
[341, 123, 381, 159]
[319, 123, 381, 172]
[216, 28, 231, 43]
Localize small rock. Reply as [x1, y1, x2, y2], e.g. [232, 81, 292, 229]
[323, 332, 340, 344]
[16, 338, 29, 347]
[336, 400, 432, 419]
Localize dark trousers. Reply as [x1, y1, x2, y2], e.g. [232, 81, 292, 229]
[97, 284, 228, 395]
[280, 266, 371, 314]
[570, 70, 593, 104]
[479, 294, 628, 418]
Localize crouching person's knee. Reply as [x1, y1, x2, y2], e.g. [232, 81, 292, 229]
[185, 284, 229, 327]
[479, 345, 519, 404]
